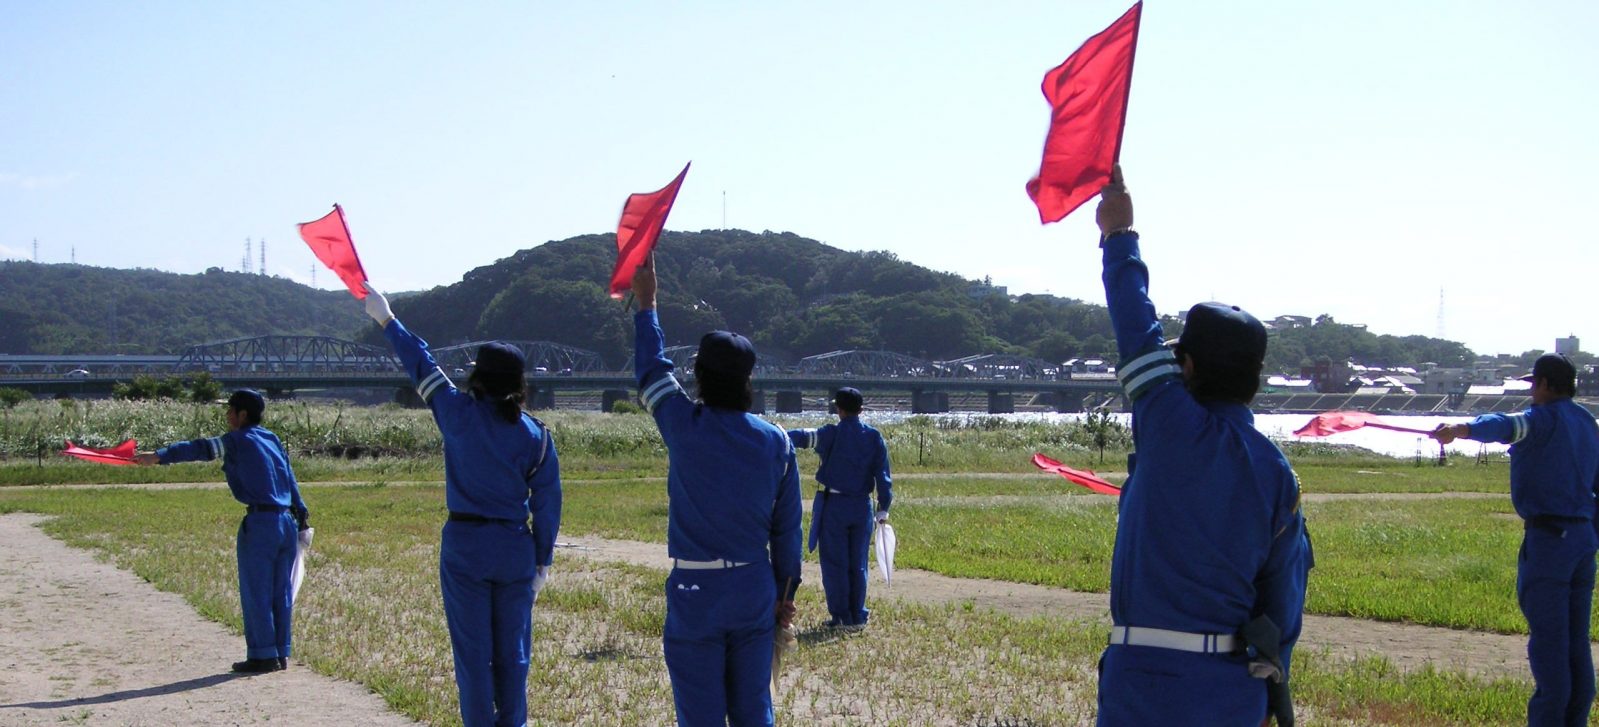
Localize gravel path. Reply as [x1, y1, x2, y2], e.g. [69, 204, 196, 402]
[0, 513, 419, 727]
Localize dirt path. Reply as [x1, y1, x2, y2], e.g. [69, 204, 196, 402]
[557, 534, 1557, 683]
[0, 514, 418, 727]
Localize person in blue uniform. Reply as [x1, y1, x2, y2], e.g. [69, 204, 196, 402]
[363, 282, 562, 727]
[135, 389, 309, 674]
[629, 258, 803, 727]
[786, 387, 892, 629]
[1431, 353, 1598, 727]
[1092, 166, 1311, 726]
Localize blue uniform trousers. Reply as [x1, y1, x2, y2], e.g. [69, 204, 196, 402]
[237, 511, 297, 660]
[663, 564, 777, 727]
[1518, 521, 1598, 727]
[1096, 645, 1265, 726]
[813, 492, 873, 626]
[440, 520, 538, 727]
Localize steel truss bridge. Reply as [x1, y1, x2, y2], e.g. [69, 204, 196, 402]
[0, 339, 1123, 413]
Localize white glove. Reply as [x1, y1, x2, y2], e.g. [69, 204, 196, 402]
[363, 282, 393, 325]
[531, 565, 549, 602]
[875, 510, 889, 524]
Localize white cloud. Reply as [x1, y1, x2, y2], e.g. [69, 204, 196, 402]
[0, 243, 29, 260]
[0, 172, 77, 190]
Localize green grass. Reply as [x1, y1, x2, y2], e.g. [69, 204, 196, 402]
[0, 484, 1551, 725]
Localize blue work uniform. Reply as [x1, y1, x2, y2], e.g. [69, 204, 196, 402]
[384, 318, 562, 727]
[635, 310, 804, 727]
[1464, 403, 1599, 726]
[1097, 231, 1312, 726]
[157, 426, 307, 662]
[788, 418, 892, 626]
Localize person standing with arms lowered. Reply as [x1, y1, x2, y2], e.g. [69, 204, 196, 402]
[135, 389, 309, 674]
[786, 387, 892, 629]
[1431, 353, 1599, 727]
[1092, 166, 1311, 726]
[362, 282, 562, 727]
[630, 257, 803, 727]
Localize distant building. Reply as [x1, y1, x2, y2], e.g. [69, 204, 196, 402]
[1556, 336, 1581, 355]
[1266, 315, 1312, 330]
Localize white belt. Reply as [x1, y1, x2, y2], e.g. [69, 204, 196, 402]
[673, 558, 751, 570]
[817, 487, 846, 494]
[1110, 626, 1238, 654]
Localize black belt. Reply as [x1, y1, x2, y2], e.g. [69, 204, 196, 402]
[1526, 515, 1587, 535]
[247, 504, 289, 514]
[448, 511, 518, 525]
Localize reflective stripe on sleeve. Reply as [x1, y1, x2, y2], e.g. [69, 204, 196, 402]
[1508, 413, 1529, 443]
[1117, 347, 1182, 401]
[208, 436, 226, 460]
[642, 373, 685, 413]
[417, 368, 449, 403]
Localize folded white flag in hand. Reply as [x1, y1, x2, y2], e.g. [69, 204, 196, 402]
[874, 522, 896, 586]
[290, 527, 314, 604]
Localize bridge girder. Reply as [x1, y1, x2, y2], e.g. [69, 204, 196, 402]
[431, 340, 607, 374]
[937, 353, 1061, 380]
[174, 336, 398, 374]
[797, 350, 939, 378]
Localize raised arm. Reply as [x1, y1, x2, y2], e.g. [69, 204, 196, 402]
[632, 259, 689, 418]
[366, 282, 458, 409]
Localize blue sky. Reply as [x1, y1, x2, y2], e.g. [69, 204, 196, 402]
[3, 1, 1595, 356]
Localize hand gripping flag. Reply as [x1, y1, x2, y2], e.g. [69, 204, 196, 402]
[1026, 2, 1142, 224]
[1032, 453, 1122, 496]
[1293, 411, 1433, 437]
[62, 439, 137, 466]
[609, 163, 690, 298]
[297, 204, 370, 299]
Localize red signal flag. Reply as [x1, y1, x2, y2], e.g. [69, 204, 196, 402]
[610, 163, 691, 299]
[297, 204, 370, 299]
[1032, 452, 1122, 496]
[62, 439, 138, 466]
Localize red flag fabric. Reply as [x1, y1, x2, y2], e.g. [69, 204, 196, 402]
[297, 204, 369, 299]
[1293, 411, 1434, 437]
[62, 439, 137, 466]
[1032, 453, 1122, 496]
[1026, 2, 1142, 224]
[609, 163, 690, 299]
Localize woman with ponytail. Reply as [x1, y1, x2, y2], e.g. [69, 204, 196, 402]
[363, 282, 562, 727]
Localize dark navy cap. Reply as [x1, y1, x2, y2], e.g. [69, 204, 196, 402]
[1170, 302, 1268, 367]
[1522, 353, 1576, 390]
[696, 330, 756, 377]
[225, 389, 266, 417]
[475, 342, 526, 377]
[833, 387, 864, 412]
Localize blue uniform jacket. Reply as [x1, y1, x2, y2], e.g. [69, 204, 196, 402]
[788, 419, 893, 511]
[635, 310, 804, 599]
[1102, 231, 1310, 675]
[1465, 400, 1599, 521]
[385, 318, 562, 567]
[158, 425, 307, 515]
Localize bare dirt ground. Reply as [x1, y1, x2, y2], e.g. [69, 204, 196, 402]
[0, 513, 418, 727]
[559, 534, 1561, 683]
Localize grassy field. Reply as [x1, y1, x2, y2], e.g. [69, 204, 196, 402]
[0, 400, 1566, 725]
[0, 484, 1547, 725]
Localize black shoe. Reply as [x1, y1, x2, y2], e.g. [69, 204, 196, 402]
[277, 657, 289, 671]
[231, 658, 283, 674]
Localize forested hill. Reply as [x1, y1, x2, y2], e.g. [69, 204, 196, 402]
[373, 229, 1477, 371]
[1, 231, 1477, 370]
[0, 261, 368, 354]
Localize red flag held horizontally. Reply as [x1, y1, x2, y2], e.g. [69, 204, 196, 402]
[1026, 1, 1142, 224]
[298, 204, 370, 299]
[1032, 453, 1122, 496]
[610, 163, 690, 299]
[1293, 411, 1434, 437]
[62, 439, 138, 466]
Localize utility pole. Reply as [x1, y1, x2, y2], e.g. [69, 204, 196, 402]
[71, 246, 75, 264]
[243, 238, 253, 274]
[1436, 287, 1446, 339]
[259, 238, 266, 276]
[722, 191, 727, 229]
[311, 264, 317, 288]
[32, 238, 38, 262]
